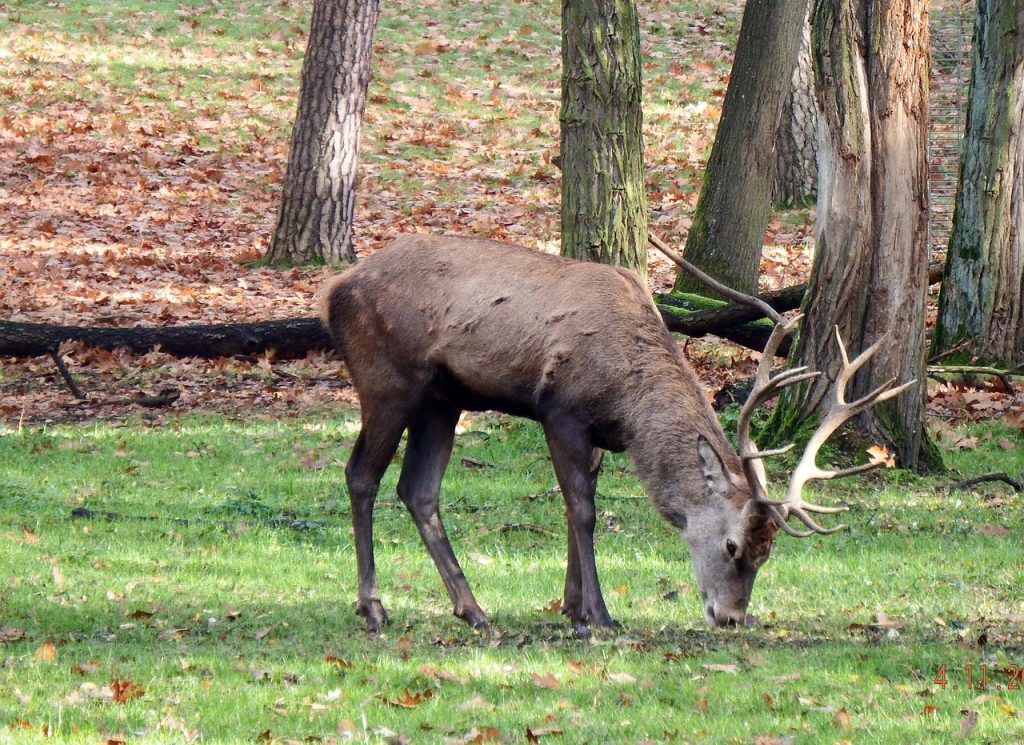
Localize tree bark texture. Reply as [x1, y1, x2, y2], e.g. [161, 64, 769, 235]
[673, 0, 807, 296]
[782, 0, 936, 471]
[932, 0, 1024, 365]
[264, 0, 380, 266]
[560, 0, 648, 276]
[773, 3, 819, 207]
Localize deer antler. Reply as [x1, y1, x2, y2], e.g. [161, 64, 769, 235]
[773, 328, 916, 535]
[736, 326, 915, 537]
[735, 317, 817, 494]
[734, 318, 821, 537]
[647, 234, 914, 537]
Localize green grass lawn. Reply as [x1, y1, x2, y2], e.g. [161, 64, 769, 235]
[1, 0, 1021, 741]
[1, 411, 1023, 743]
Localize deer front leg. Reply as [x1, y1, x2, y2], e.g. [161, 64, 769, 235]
[562, 529, 582, 622]
[544, 419, 613, 633]
[562, 448, 603, 622]
[397, 403, 488, 627]
[346, 410, 409, 632]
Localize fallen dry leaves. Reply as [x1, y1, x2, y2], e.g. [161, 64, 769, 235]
[379, 688, 433, 709]
[529, 672, 561, 690]
[110, 678, 145, 704]
[32, 640, 56, 663]
[0, 0, 826, 426]
[0, 627, 26, 642]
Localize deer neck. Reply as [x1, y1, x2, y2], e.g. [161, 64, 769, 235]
[623, 375, 738, 528]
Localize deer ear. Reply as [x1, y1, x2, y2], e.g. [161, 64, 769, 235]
[697, 435, 731, 499]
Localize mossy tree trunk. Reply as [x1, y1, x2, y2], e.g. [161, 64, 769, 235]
[673, 0, 807, 296]
[932, 0, 1024, 365]
[777, 0, 939, 472]
[773, 2, 819, 208]
[560, 0, 647, 276]
[264, 0, 380, 266]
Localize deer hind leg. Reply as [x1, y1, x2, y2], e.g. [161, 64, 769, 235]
[543, 417, 614, 633]
[346, 407, 409, 632]
[397, 402, 488, 627]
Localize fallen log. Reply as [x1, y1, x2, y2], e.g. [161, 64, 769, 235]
[0, 318, 331, 359]
[658, 260, 944, 354]
[0, 263, 944, 360]
[656, 283, 805, 354]
[2, 310, 781, 360]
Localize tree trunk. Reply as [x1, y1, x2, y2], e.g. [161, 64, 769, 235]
[773, 4, 819, 208]
[560, 0, 648, 276]
[777, 0, 939, 472]
[673, 0, 807, 296]
[932, 0, 1024, 365]
[264, 0, 381, 266]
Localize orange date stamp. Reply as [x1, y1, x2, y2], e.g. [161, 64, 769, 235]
[934, 664, 1024, 691]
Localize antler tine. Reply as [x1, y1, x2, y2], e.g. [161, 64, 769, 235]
[737, 318, 808, 445]
[646, 232, 807, 497]
[786, 507, 845, 535]
[743, 442, 795, 460]
[761, 315, 803, 365]
[774, 512, 815, 538]
[834, 327, 884, 393]
[779, 328, 917, 535]
[736, 318, 820, 500]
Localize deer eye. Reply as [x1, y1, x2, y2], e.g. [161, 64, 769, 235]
[725, 539, 738, 558]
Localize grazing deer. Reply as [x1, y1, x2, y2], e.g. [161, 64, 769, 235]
[319, 234, 910, 632]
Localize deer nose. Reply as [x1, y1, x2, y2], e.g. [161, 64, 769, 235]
[705, 604, 744, 628]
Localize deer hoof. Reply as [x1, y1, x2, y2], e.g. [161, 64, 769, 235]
[356, 600, 390, 632]
[455, 606, 489, 628]
[571, 615, 620, 638]
[586, 609, 619, 630]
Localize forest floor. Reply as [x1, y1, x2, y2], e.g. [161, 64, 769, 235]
[0, 0, 816, 423]
[2, 1, 1024, 742]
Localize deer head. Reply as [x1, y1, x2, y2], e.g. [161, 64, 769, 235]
[694, 317, 914, 627]
[648, 234, 914, 627]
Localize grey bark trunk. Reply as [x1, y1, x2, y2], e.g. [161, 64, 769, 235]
[933, 0, 1024, 365]
[778, 0, 939, 472]
[673, 0, 807, 296]
[559, 0, 648, 276]
[264, 0, 381, 266]
[773, 7, 819, 207]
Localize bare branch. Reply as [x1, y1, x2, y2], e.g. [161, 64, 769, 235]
[648, 233, 785, 325]
[50, 351, 87, 400]
[952, 472, 1023, 492]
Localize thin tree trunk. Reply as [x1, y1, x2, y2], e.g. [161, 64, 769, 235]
[773, 4, 819, 207]
[778, 0, 939, 472]
[264, 0, 380, 266]
[560, 0, 648, 276]
[933, 0, 1024, 365]
[674, 0, 807, 296]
